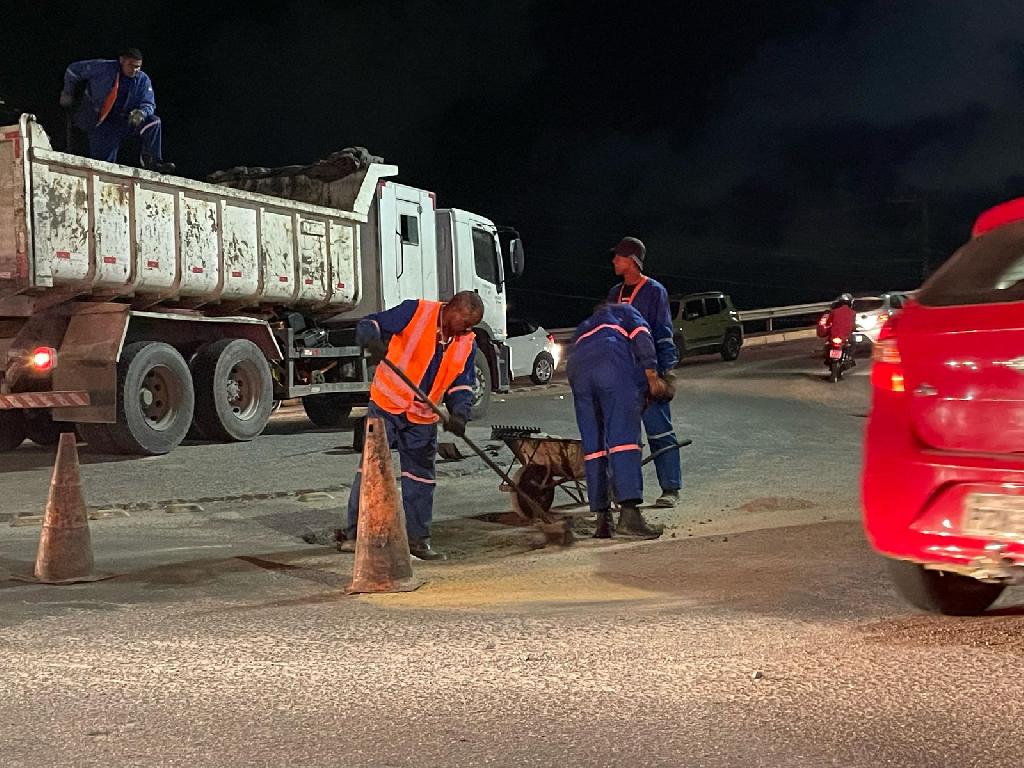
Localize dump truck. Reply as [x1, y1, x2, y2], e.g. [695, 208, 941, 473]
[0, 115, 524, 455]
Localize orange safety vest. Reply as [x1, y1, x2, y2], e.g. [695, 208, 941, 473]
[369, 300, 477, 424]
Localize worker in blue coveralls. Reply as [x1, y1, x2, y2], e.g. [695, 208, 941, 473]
[59, 47, 175, 173]
[607, 237, 682, 508]
[340, 291, 484, 561]
[568, 302, 674, 539]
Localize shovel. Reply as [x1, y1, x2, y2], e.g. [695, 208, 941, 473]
[376, 357, 567, 539]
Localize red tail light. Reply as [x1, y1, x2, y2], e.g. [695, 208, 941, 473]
[547, 333, 555, 344]
[30, 347, 56, 372]
[870, 316, 904, 392]
[831, 337, 843, 346]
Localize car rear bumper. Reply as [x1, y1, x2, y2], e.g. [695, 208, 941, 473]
[863, 444, 1024, 576]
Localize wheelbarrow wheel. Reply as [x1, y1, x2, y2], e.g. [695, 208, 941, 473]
[510, 464, 555, 520]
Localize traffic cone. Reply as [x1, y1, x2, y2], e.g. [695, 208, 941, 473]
[346, 417, 425, 594]
[32, 432, 105, 584]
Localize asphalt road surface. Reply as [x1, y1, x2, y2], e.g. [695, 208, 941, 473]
[2, 340, 1021, 767]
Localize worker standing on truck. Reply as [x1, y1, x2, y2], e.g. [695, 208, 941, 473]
[59, 47, 175, 173]
[340, 291, 484, 561]
[569, 302, 673, 538]
[607, 236, 682, 508]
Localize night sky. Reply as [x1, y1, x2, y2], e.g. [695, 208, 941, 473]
[3, 1, 1023, 327]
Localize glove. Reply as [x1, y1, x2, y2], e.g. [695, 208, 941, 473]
[646, 370, 674, 403]
[356, 323, 387, 361]
[128, 109, 145, 129]
[59, 91, 73, 108]
[444, 414, 467, 438]
[365, 337, 387, 362]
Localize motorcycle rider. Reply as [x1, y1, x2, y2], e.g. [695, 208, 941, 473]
[817, 293, 856, 346]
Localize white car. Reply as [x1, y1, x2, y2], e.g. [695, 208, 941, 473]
[852, 292, 910, 344]
[506, 318, 561, 384]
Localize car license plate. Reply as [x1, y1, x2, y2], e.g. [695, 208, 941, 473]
[829, 348, 843, 359]
[962, 493, 1024, 540]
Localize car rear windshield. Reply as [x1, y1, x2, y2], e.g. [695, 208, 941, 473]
[852, 298, 884, 312]
[918, 220, 1024, 307]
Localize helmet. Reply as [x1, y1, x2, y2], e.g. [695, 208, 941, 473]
[830, 293, 853, 309]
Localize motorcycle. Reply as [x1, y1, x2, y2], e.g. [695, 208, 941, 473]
[823, 335, 855, 383]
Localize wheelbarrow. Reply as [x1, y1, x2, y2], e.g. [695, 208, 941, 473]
[491, 425, 692, 519]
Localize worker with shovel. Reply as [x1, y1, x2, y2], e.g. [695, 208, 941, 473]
[569, 302, 674, 539]
[339, 292, 484, 561]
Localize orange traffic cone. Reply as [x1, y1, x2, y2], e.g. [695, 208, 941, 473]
[346, 417, 425, 594]
[32, 432, 107, 584]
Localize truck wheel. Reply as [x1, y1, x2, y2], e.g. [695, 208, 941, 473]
[302, 394, 353, 428]
[23, 409, 74, 447]
[0, 409, 26, 452]
[720, 331, 742, 361]
[470, 348, 491, 419]
[529, 352, 555, 385]
[108, 341, 195, 456]
[192, 339, 273, 442]
[886, 559, 1006, 615]
[76, 423, 124, 455]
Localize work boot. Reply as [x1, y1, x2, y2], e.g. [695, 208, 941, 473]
[142, 155, 176, 174]
[655, 489, 680, 508]
[409, 537, 447, 561]
[593, 509, 614, 539]
[616, 505, 663, 539]
[336, 536, 356, 554]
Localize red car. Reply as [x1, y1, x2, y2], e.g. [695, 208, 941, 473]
[863, 198, 1024, 614]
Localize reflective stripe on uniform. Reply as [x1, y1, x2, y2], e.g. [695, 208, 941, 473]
[609, 443, 641, 454]
[401, 471, 436, 485]
[584, 450, 608, 461]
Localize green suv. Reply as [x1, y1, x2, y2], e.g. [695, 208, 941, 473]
[670, 291, 744, 361]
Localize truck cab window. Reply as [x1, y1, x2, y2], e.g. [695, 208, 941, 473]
[400, 214, 419, 245]
[472, 228, 499, 285]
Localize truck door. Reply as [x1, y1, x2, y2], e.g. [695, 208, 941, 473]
[395, 198, 428, 302]
[470, 226, 506, 338]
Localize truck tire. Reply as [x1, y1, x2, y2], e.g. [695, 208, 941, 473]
[107, 341, 195, 456]
[23, 409, 74, 447]
[720, 331, 742, 361]
[886, 559, 1006, 616]
[470, 348, 491, 420]
[0, 409, 26, 452]
[76, 423, 124, 455]
[192, 339, 273, 442]
[302, 394, 353, 428]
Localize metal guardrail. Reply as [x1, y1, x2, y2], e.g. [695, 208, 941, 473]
[546, 300, 832, 342]
[737, 302, 831, 332]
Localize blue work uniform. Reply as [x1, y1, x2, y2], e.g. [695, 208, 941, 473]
[345, 300, 476, 540]
[607, 276, 682, 493]
[568, 303, 657, 512]
[62, 59, 165, 164]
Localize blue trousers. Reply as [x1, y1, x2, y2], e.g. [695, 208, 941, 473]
[642, 399, 682, 492]
[346, 403, 437, 540]
[88, 114, 164, 164]
[570, 367, 645, 512]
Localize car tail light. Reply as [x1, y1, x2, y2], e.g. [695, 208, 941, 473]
[870, 316, 904, 392]
[30, 346, 56, 372]
[547, 333, 555, 344]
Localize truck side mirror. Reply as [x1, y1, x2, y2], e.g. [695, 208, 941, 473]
[510, 238, 525, 278]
